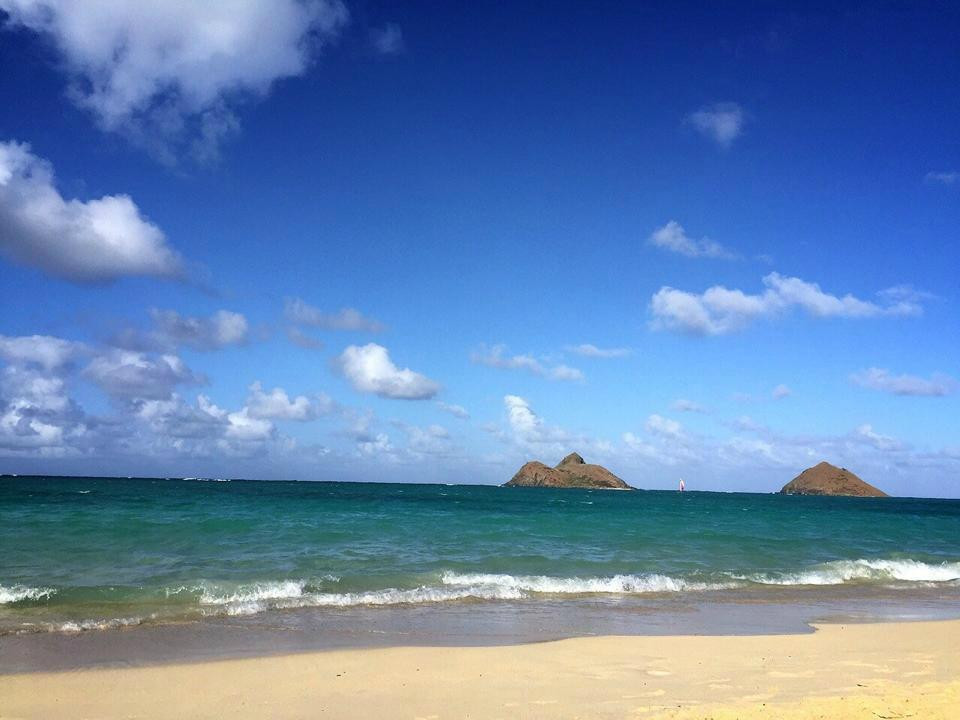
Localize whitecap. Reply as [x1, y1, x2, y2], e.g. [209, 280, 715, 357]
[439, 571, 731, 594]
[0, 584, 56, 604]
[744, 558, 960, 586]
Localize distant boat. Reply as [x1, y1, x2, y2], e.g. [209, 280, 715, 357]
[679, 478, 686, 492]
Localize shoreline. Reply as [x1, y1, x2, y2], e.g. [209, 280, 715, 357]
[4, 585, 960, 674]
[1, 619, 958, 718]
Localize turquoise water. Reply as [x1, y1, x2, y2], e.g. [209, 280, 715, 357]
[2, 475, 960, 634]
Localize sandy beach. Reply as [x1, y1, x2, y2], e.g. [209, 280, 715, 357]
[1, 618, 958, 719]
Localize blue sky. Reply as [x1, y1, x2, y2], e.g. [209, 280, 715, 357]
[0, 1, 958, 495]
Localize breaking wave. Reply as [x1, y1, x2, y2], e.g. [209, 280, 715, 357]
[438, 571, 731, 594]
[0, 584, 56, 604]
[744, 559, 960, 586]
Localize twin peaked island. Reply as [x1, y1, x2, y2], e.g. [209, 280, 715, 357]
[503, 454, 889, 497]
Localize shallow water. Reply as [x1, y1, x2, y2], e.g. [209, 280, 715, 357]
[2, 475, 959, 644]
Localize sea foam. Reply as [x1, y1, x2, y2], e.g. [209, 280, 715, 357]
[745, 559, 960, 586]
[0, 584, 56, 604]
[438, 571, 730, 594]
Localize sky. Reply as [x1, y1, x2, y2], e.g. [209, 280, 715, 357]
[0, 1, 958, 496]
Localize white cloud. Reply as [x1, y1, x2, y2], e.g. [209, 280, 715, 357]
[925, 171, 958, 185]
[504, 394, 541, 438]
[565, 344, 632, 359]
[648, 220, 735, 259]
[285, 298, 385, 332]
[650, 272, 923, 336]
[357, 432, 393, 457]
[851, 368, 956, 397]
[0, 334, 83, 370]
[224, 407, 274, 442]
[771, 383, 792, 400]
[645, 414, 683, 438]
[0, 365, 85, 452]
[0, 140, 182, 282]
[337, 343, 439, 400]
[473, 344, 584, 382]
[853, 424, 904, 451]
[687, 102, 745, 148]
[671, 398, 705, 413]
[499, 394, 587, 455]
[244, 381, 332, 420]
[84, 350, 201, 400]
[369, 23, 403, 55]
[398, 423, 454, 457]
[436, 401, 470, 419]
[0, 0, 348, 162]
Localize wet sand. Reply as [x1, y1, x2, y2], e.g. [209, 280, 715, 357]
[1, 618, 957, 719]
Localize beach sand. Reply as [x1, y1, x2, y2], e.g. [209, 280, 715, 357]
[1, 619, 957, 719]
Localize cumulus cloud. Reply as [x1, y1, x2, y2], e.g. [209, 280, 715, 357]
[565, 344, 632, 359]
[687, 102, 745, 148]
[771, 383, 792, 400]
[925, 171, 958, 185]
[84, 350, 202, 400]
[650, 272, 923, 336]
[337, 343, 439, 400]
[244, 381, 333, 420]
[472, 345, 584, 382]
[648, 220, 735, 259]
[851, 368, 956, 397]
[0, 334, 84, 370]
[0, 0, 349, 162]
[436, 401, 470, 419]
[0, 337, 91, 455]
[369, 23, 403, 55]
[0, 140, 182, 282]
[0, 365, 86, 453]
[285, 298, 385, 332]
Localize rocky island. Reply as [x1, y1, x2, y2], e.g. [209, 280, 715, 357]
[779, 461, 888, 497]
[503, 452, 632, 490]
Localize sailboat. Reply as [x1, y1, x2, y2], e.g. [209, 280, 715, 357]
[679, 478, 686, 492]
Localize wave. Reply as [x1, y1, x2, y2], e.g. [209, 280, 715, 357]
[53, 616, 147, 633]
[743, 559, 960, 586]
[0, 584, 56, 604]
[439, 571, 731, 594]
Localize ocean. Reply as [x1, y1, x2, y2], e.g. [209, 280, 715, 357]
[2, 475, 960, 667]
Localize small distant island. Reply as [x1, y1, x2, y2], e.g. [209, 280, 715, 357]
[504, 452, 632, 490]
[779, 461, 888, 497]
